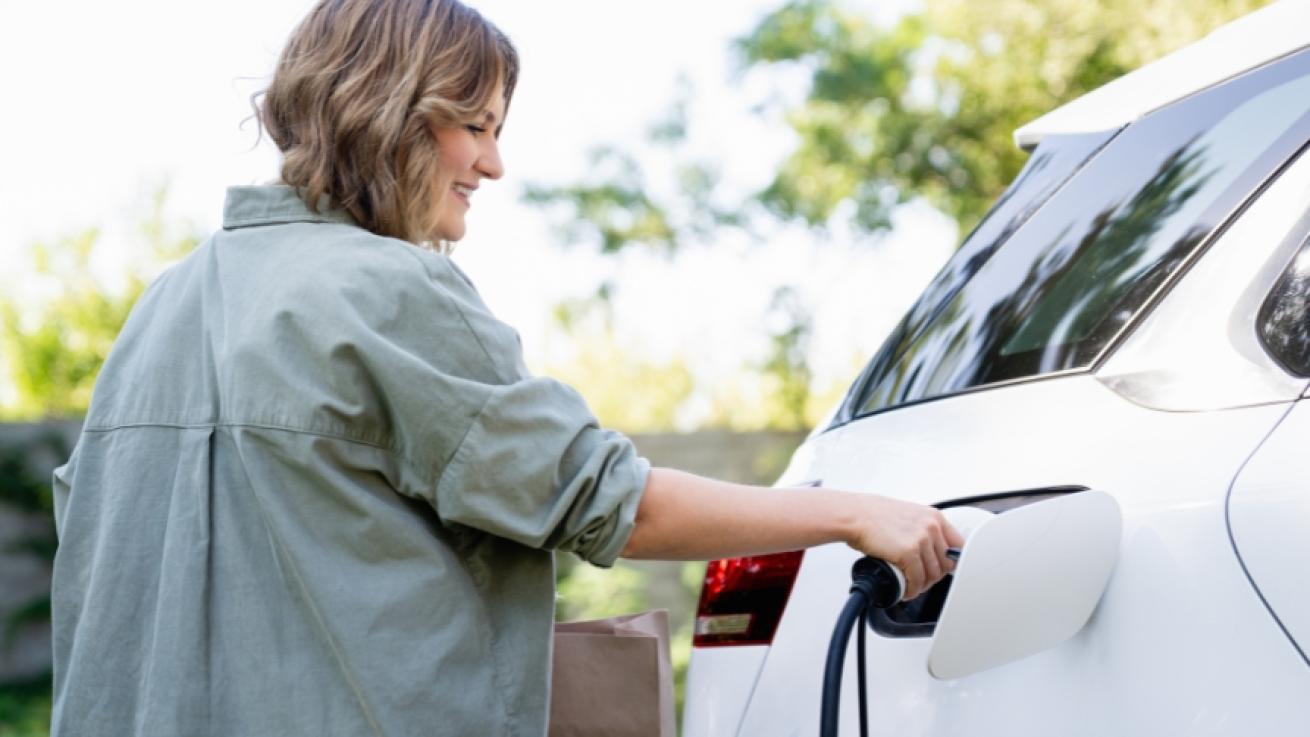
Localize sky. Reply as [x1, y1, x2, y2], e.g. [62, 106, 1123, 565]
[0, 0, 957, 425]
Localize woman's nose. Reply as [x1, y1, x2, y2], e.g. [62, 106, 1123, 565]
[477, 140, 504, 180]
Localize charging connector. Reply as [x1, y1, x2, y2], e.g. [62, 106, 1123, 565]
[822, 505, 988, 736]
[821, 547, 963, 737]
[819, 557, 905, 737]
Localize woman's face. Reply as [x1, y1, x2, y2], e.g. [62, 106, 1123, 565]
[430, 84, 507, 242]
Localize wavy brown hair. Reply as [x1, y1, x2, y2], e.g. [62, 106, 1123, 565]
[256, 0, 517, 243]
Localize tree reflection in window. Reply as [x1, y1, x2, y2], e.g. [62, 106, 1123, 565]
[1261, 243, 1310, 377]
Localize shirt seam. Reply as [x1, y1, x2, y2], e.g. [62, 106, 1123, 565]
[399, 248, 513, 385]
[222, 216, 342, 228]
[80, 421, 395, 453]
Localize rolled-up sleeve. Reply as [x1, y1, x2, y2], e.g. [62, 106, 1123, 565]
[435, 377, 649, 567]
[292, 246, 650, 568]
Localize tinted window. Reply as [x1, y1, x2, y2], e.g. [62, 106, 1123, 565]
[845, 49, 1310, 422]
[1261, 237, 1310, 377]
[836, 131, 1113, 424]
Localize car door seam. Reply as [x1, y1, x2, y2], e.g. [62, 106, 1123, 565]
[1223, 399, 1310, 670]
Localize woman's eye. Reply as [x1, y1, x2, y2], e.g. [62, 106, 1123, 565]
[466, 124, 487, 135]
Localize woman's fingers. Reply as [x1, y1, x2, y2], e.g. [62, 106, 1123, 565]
[901, 511, 954, 600]
[899, 554, 926, 601]
[933, 515, 956, 576]
[921, 535, 943, 587]
[845, 495, 969, 600]
[943, 518, 966, 550]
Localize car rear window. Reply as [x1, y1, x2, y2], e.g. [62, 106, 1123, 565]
[1260, 235, 1310, 377]
[838, 130, 1114, 421]
[841, 47, 1310, 424]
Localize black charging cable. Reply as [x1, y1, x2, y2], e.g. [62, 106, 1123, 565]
[820, 550, 960, 737]
[819, 557, 903, 737]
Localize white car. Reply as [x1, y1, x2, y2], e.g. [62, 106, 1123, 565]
[683, 2, 1310, 735]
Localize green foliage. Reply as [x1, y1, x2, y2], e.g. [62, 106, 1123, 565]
[526, 1, 1271, 254]
[0, 188, 199, 420]
[555, 560, 650, 622]
[522, 79, 745, 258]
[0, 677, 50, 737]
[0, 229, 139, 419]
[758, 287, 813, 431]
[740, 0, 1272, 235]
[544, 298, 697, 433]
[523, 146, 679, 255]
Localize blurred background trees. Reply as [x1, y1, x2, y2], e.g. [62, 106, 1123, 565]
[1, 188, 199, 420]
[529, 0, 1269, 248]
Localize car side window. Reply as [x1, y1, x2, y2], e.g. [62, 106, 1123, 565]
[1260, 237, 1310, 376]
[842, 47, 1310, 424]
[835, 130, 1113, 425]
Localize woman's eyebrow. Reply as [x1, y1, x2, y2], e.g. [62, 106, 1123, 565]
[484, 110, 504, 137]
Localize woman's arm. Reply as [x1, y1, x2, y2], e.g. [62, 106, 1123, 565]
[620, 467, 964, 600]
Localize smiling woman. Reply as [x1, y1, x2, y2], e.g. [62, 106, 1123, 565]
[256, 0, 516, 247]
[46, 2, 958, 736]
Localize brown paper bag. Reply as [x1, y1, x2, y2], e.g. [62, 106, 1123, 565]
[548, 609, 675, 737]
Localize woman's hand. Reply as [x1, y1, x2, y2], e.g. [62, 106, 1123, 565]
[842, 495, 965, 600]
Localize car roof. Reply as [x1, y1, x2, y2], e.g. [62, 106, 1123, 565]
[1014, 0, 1310, 150]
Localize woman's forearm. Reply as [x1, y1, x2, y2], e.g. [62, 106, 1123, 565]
[619, 468, 857, 560]
[619, 467, 962, 600]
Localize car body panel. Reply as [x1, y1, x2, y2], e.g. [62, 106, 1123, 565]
[1228, 398, 1310, 664]
[684, 375, 1308, 736]
[1096, 138, 1310, 412]
[926, 490, 1122, 680]
[679, 645, 768, 737]
[1100, 140, 1310, 416]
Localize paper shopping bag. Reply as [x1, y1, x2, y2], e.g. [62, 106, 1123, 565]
[548, 609, 675, 737]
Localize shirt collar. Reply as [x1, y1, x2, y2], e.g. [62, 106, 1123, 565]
[222, 185, 359, 229]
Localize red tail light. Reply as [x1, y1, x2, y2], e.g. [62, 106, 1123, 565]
[692, 550, 804, 647]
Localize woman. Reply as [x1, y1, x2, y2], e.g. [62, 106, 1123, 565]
[49, 1, 961, 735]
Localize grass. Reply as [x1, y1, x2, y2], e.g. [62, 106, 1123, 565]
[0, 676, 50, 737]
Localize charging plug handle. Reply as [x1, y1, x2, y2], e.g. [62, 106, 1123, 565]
[850, 556, 905, 609]
[820, 557, 905, 737]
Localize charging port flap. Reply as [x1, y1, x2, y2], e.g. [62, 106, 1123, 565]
[927, 489, 1122, 679]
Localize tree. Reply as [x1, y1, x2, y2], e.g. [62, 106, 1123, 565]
[531, 0, 1272, 244]
[544, 296, 698, 432]
[741, 0, 1272, 235]
[0, 189, 199, 420]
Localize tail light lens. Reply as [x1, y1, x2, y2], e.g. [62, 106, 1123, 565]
[692, 550, 804, 647]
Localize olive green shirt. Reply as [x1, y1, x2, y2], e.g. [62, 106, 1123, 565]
[50, 185, 650, 737]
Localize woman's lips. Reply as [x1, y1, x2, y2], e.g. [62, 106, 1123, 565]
[452, 184, 474, 207]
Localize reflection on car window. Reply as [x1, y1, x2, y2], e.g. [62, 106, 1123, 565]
[848, 48, 1310, 422]
[838, 131, 1113, 424]
[1261, 239, 1310, 377]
